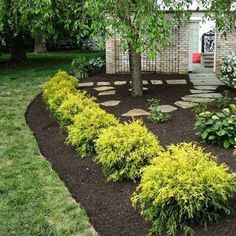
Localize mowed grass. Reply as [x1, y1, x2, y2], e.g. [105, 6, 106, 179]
[0, 51, 102, 236]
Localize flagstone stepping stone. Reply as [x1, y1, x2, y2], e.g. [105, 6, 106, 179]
[175, 101, 197, 109]
[114, 81, 127, 85]
[122, 109, 150, 117]
[182, 97, 214, 103]
[191, 80, 223, 86]
[194, 86, 218, 90]
[190, 89, 216, 94]
[94, 86, 115, 92]
[166, 80, 187, 85]
[158, 105, 178, 113]
[98, 90, 116, 96]
[143, 80, 148, 85]
[79, 82, 94, 87]
[97, 82, 111, 86]
[151, 80, 163, 85]
[129, 87, 149, 91]
[101, 100, 120, 107]
[184, 93, 222, 99]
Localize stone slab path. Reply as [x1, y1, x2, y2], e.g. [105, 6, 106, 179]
[98, 90, 116, 96]
[94, 86, 115, 92]
[101, 100, 120, 107]
[122, 109, 150, 117]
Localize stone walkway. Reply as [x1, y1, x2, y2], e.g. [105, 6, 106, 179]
[79, 74, 229, 117]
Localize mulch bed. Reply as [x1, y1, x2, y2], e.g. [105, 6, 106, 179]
[26, 72, 236, 236]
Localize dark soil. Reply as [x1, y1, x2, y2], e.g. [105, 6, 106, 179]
[26, 72, 236, 236]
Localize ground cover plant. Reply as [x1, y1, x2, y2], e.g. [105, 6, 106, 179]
[132, 143, 236, 236]
[95, 120, 163, 181]
[147, 98, 171, 123]
[0, 51, 99, 236]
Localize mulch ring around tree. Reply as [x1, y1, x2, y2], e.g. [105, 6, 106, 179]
[26, 72, 236, 236]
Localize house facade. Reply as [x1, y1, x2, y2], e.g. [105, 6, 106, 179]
[105, 12, 236, 75]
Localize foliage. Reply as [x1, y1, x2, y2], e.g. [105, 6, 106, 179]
[70, 56, 90, 79]
[147, 99, 171, 123]
[0, 51, 98, 236]
[220, 53, 236, 89]
[56, 91, 98, 130]
[67, 106, 119, 158]
[233, 149, 236, 157]
[132, 143, 236, 236]
[195, 105, 236, 148]
[43, 70, 78, 100]
[43, 71, 78, 113]
[95, 120, 163, 181]
[70, 55, 105, 79]
[192, 91, 231, 115]
[89, 56, 105, 69]
[211, 90, 231, 108]
[192, 101, 210, 114]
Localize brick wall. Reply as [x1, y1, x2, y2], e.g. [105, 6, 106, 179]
[216, 29, 236, 75]
[106, 26, 189, 74]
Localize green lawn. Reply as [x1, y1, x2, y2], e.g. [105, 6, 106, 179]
[0, 51, 102, 236]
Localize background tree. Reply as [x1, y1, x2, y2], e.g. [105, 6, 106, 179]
[80, 0, 236, 97]
[0, 0, 83, 63]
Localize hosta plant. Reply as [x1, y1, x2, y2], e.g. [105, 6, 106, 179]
[67, 107, 119, 158]
[56, 91, 98, 130]
[195, 105, 236, 149]
[132, 143, 236, 236]
[95, 120, 163, 181]
[220, 53, 236, 89]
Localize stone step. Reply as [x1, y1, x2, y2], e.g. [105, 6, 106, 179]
[184, 93, 222, 99]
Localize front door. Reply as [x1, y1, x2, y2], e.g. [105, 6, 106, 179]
[189, 21, 200, 72]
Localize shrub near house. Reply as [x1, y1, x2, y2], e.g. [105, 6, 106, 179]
[220, 53, 236, 89]
[132, 143, 236, 236]
[95, 120, 163, 181]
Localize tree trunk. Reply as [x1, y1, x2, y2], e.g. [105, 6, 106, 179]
[9, 33, 28, 65]
[34, 31, 47, 54]
[129, 47, 143, 97]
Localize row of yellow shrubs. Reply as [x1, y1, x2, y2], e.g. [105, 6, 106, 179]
[43, 71, 236, 236]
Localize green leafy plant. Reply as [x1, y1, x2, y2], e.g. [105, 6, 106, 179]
[192, 101, 209, 114]
[95, 120, 163, 181]
[132, 143, 236, 236]
[56, 91, 99, 130]
[195, 105, 236, 149]
[220, 52, 236, 89]
[67, 106, 119, 158]
[70, 56, 90, 79]
[89, 56, 105, 69]
[147, 99, 170, 123]
[211, 91, 231, 109]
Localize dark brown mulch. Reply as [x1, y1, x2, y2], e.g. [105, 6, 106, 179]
[26, 72, 236, 236]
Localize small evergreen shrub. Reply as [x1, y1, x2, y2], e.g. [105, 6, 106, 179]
[195, 105, 236, 149]
[43, 71, 78, 101]
[67, 107, 119, 157]
[132, 143, 236, 236]
[95, 120, 163, 181]
[220, 53, 236, 89]
[56, 91, 99, 130]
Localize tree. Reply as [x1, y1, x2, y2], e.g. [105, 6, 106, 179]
[0, 0, 79, 63]
[79, 0, 236, 96]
